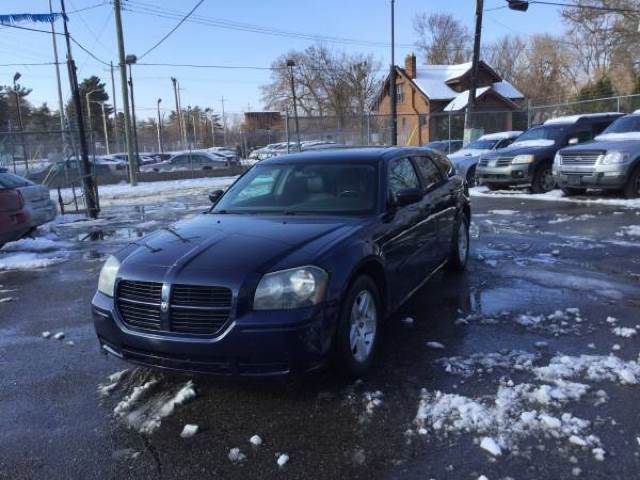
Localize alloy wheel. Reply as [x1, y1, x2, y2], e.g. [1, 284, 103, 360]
[541, 168, 556, 192]
[349, 290, 377, 363]
[457, 222, 468, 265]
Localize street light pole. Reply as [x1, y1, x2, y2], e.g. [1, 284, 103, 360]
[286, 60, 301, 150]
[85, 88, 100, 159]
[156, 98, 163, 153]
[12, 72, 29, 173]
[100, 102, 110, 155]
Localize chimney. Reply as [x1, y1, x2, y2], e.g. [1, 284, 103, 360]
[405, 53, 416, 79]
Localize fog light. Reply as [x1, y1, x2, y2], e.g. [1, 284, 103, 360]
[512, 170, 524, 178]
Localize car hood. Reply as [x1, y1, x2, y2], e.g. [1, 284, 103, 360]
[560, 138, 640, 154]
[482, 141, 558, 159]
[116, 213, 364, 286]
[449, 148, 489, 159]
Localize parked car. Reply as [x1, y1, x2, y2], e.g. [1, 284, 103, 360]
[448, 131, 522, 186]
[92, 147, 470, 377]
[476, 113, 624, 193]
[207, 147, 239, 164]
[142, 151, 229, 172]
[554, 112, 640, 198]
[0, 171, 57, 230]
[0, 177, 31, 248]
[424, 139, 464, 155]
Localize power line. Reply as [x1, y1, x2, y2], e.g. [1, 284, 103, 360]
[138, 0, 206, 60]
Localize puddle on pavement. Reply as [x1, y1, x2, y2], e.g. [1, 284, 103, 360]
[78, 227, 147, 242]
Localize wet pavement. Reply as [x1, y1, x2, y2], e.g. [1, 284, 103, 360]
[0, 191, 639, 479]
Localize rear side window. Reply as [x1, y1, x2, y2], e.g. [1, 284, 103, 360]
[431, 153, 454, 177]
[388, 157, 420, 195]
[413, 156, 443, 190]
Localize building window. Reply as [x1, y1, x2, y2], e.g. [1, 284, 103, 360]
[396, 84, 405, 104]
[419, 114, 428, 127]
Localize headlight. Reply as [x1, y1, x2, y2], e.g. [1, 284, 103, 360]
[511, 154, 535, 164]
[553, 152, 562, 167]
[600, 151, 630, 165]
[253, 266, 328, 310]
[98, 255, 120, 297]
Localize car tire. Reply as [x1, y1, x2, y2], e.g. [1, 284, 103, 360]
[485, 183, 502, 191]
[446, 212, 469, 271]
[531, 163, 556, 193]
[335, 275, 381, 377]
[561, 187, 586, 196]
[622, 164, 640, 199]
[466, 166, 476, 188]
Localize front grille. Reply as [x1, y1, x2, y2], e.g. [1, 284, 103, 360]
[117, 281, 162, 331]
[561, 151, 602, 166]
[116, 281, 233, 336]
[479, 158, 489, 167]
[496, 157, 513, 167]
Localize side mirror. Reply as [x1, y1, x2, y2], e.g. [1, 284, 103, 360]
[208, 189, 223, 204]
[392, 188, 423, 208]
[568, 137, 579, 145]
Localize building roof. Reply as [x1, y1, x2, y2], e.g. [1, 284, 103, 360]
[411, 62, 524, 105]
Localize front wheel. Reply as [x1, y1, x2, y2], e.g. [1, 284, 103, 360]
[622, 164, 640, 199]
[447, 212, 469, 271]
[335, 276, 381, 377]
[531, 163, 556, 193]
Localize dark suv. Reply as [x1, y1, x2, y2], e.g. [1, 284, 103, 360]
[476, 113, 623, 193]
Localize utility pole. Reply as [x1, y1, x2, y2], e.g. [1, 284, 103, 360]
[126, 56, 140, 162]
[390, 0, 397, 146]
[86, 89, 100, 159]
[286, 60, 301, 150]
[100, 102, 110, 154]
[60, 0, 99, 218]
[113, 0, 137, 185]
[49, 0, 66, 149]
[109, 61, 119, 151]
[220, 96, 227, 145]
[171, 77, 183, 149]
[465, 0, 484, 142]
[177, 81, 187, 146]
[156, 98, 163, 153]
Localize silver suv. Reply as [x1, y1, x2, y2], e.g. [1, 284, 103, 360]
[554, 112, 640, 198]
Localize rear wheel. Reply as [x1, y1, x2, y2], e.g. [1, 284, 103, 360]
[447, 212, 469, 271]
[531, 163, 556, 193]
[335, 276, 381, 377]
[561, 187, 586, 196]
[622, 164, 640, 199]
[466, 166, 476, 188]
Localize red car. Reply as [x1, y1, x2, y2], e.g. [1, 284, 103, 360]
[0, 188, 31, 248]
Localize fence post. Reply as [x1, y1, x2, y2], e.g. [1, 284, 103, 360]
[617, 96, 621, 113]
[527, 100, 532, 129]
[366, 112, 371, 146]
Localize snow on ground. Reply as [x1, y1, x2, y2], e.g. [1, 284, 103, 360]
[0, 252, 69, 271]
[611, 327, 637, 338]
[54, 176, 238, 207]
[534, 354, 640, 385]
[470, 186, 640, 209]
[616, 225, 640, 237]
[101, 369, 197, 435]
[437, 350, 539, 378]
[0, 237, 71, 252]
[456, 308, 590, 336]
[488, 209, 518, 215]
[0, 229, 73, 272]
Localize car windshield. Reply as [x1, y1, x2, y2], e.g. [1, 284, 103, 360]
[602, 115, 640, 134]
[465, 139, 498, 150]
[214, 162, 378, 215]
[515, 125, 567, 143]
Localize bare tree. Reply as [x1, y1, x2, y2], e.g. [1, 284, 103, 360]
[261, 44, 381, 118]
[413, 13, 471, 64]
[483, 35, 528, 83]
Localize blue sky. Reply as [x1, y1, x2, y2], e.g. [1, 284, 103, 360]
[0, 0, 565, 120]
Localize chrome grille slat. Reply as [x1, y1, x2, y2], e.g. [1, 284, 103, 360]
[560, 151, 602, 166]
[116, 280, 232, 336]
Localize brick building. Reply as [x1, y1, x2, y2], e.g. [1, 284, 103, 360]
[374, 53, 525, 145]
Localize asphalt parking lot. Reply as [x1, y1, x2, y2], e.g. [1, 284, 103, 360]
[0, 189, 639, 480]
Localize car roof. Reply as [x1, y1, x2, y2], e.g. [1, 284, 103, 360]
[258, 147, 433, 164]
[543, 112, 624, 125]
[479, 131, 523, 140]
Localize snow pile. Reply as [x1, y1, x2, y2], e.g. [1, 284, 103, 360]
[426, 341, 446, 350]
[612, 327, 637, 338]
[437, 350, 539, 378]
[414, 380, 599, 452]
[549, 214, 596, 224]
[180, 424, 199, 438]
[55, 176, 238, 207]
[457, 308, 588, 336]
[0, 251, 68, 271]
[276, 453, 289, 467]
[110, 373, 197, 435]
[489, 210, 518, 216]
[534, 354, 640, 385]
[228, 448, 246, 463]
[1, 237, 70, 252]
[362, 390, 384, 419]
[470, 186, 640, 209]
[98, 369, 129, 397]
[249, 434, 263, 446]
[616, 225, 640, 237]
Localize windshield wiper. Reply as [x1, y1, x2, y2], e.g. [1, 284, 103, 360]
[162, 227, 190, 243]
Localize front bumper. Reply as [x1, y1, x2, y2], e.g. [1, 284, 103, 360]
[92, 291, 337, 377]
[555, 166, 629, 189]
[477, 163, 533, 186]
